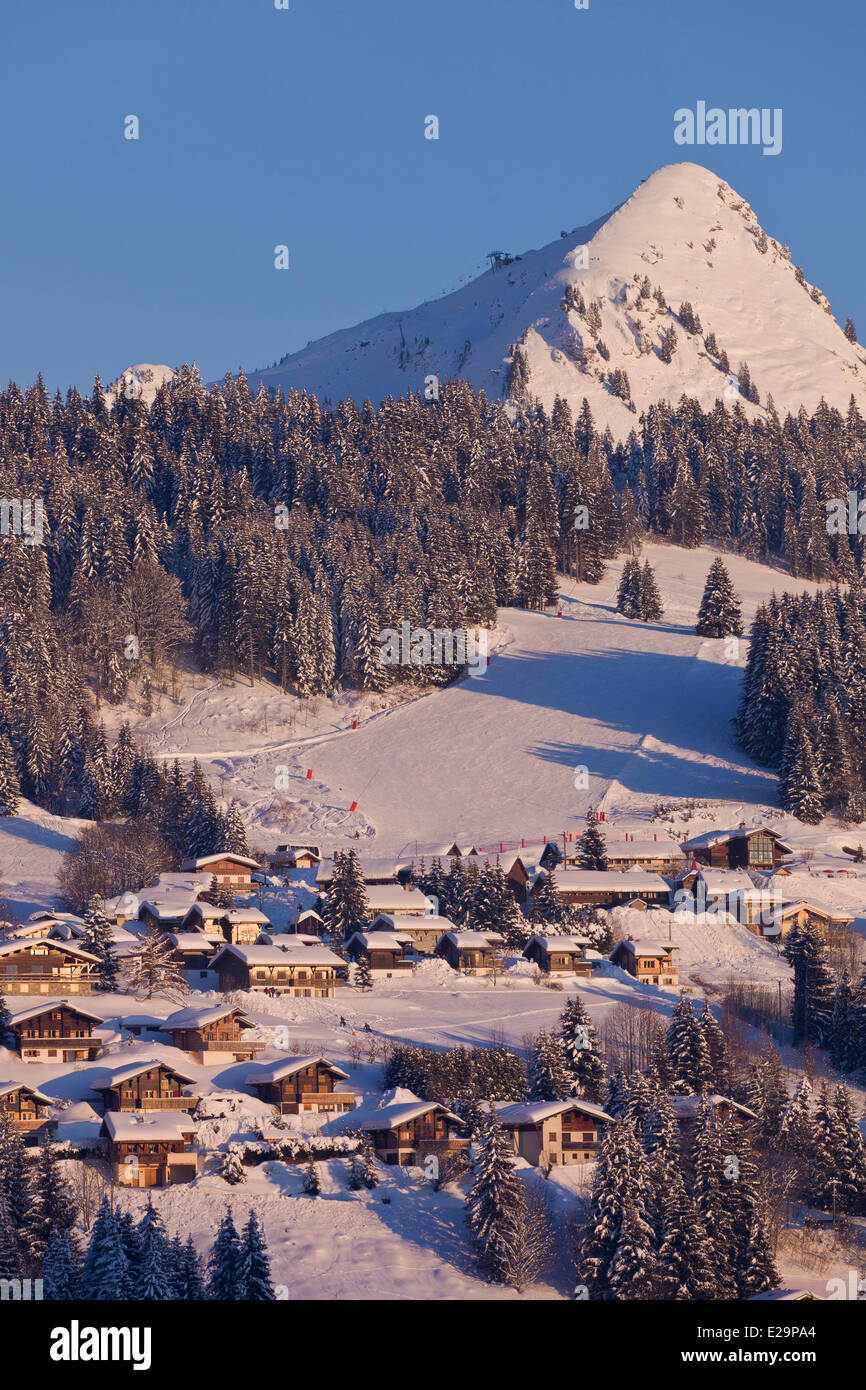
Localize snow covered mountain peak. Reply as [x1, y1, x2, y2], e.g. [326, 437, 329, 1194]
[239, 161, 866, 434]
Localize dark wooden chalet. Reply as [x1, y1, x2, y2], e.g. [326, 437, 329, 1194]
[211, 943, 343, 997]
[533, 869, 671, 909]
[10, 1000, 104, 1062]
[344, 931, 414, 976]
[610, 939, 679, 986]
[101, 1112, 200, 1187]
[522, 934, 593, 975]
[434, 931, 503, 975]
[681, 824, 792, 871]
[179, 853, 261, 888]
[0, 1081, 55, 1138]
[361, 1099, 466, 1165]
[0, 939, 100, 995]
[166, 933, 220, 974]
[161, 1005, 262, 1062]
[247, 1056, 354, 1114]
[94, 1059, 198, 1113]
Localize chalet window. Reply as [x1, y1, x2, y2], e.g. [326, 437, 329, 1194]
[749, 835, 775, 866]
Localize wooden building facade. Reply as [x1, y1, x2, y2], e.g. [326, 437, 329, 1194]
[248, 1056, 355, 1114]
[10, 1001, 104, 1062]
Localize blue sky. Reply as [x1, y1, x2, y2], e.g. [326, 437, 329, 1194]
[1, 0, 862, 393]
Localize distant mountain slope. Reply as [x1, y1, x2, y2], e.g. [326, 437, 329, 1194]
[238, 162, 866, 433]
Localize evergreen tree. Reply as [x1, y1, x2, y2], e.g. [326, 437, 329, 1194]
[81, 896, 120, 991]
[0, 735, 20, 817]
[323, 850, 369, 954]
[82, 1197, 129, 1300]
[222, 800, 249, 856]
[219, 1148, 247, 1185]
[637, 561, 664, 622]
[207, 1209, 243, 1300]
[137, 1200, 173, 1300]
[240, 1210, 275, 1299]
[354, 953, 373, 991]
[559, 996, 607, 1102]
[783, 918, 835, 1045]
[303, 1157, 321, 1195]
[26, 1132, 78, 1267]
[127, 921, 189, 1000]
[577, 1118, 653, 1300]
[528, 1030, 573, 1102]
[360, 1135, 379, 1189]
[615, 559, 642, 619]
[465, 1110, 526, 1285]
[178, 1234, 207, 1300]
[41, 1228, 77, 1300]
[576, 809, 608, 871]
[697, 1000, 730, 1094]
[747, 1043, 789, 1145]
[695, 558, 743, 637]
[666, 995, 713, 1094]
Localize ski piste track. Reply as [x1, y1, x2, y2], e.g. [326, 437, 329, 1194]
[138, 544, 791, 857]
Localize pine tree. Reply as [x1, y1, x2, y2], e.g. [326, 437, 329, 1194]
[778, 1077, 814, 1159]
[615, 559, 642, 619]
[559, 996, 606, 1102]
[239, 1210, 275, 1299]
[81, 896, 120, 991]
[844, 317, 857, 344]
[465, 1110, 526, 1285]
[137, 1200, 173, 1300]
[0, 1111, 30, 1259]
[0, 735, 20, 816]
[779, 712, 825, 825]
[690, 1102, 737, 1297]
[219, 1148, 247, 1185]
[323, 850, 369, 954]
[695, 558, 743, 637]
[303, 1157, 321, 1195]
[127, 921, 189, 1000]
[354, 954, 373, 991]
[41, 1228, 77, 1299]
[178, 1235, 207, 1300]
[697, 1000, 730, 1093]
[0, 1190, 22, 1281]
[360, 1135, 378, 1189]
[659, 325, 678, 363]
[207, 1209, 243, 1300]
[528, 1030, 573, 1102]
[222, 800, 249, 856]
[666, 995, 713, 1094]
[577, 1118, 653, 1300]
[608, 1195, 658, 1300]
[576, 809, 608, 871]
[637, 561, 664, 622]
[26, 1132, 78, 1266]
[783, 918, 834, 1045]
[82, 1197, 129, 1300]
[747, 1043, 789, 1145]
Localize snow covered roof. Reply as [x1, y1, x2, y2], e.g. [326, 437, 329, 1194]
[91, 1058, 199, 1089]
[669, 1094, 757, 1121]
[180, 854, 261, 871]
[361, 886, 434, 912]
[370, 912, 455, 932]
[0, 1080, 53, 1104]
[696, 869, 756, 894]
[162, 1005, 254, 1031]
[211, 942, 343, 968]
[166, 932, 220, 951]
[0, 939, 99, 962]
[139, 893, 201, 920]
[184, 901, 223, 921]
[345, 931, 414, 949]
[362, 1100, 460, 1130]
[524, 934, 591, 953]
[615, 939, 678, 956]
[681, 825, 792, 852]
[604, 839, 682, 858]
[297, 908, 323, 923]
[222, 907, 270, 925]
[102, 1112, 197, 1143]
[551, 870, 670, 891]
[9, 999, 105, 1026]
[437, 931, 503, 948]
[496, 1098, 613, 1125]
[248, 1055, 350, 1085]
[315, 856, 402, 884]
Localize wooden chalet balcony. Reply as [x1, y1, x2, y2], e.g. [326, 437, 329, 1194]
[118, 1097, 193, 1111]
[277, 1090, 355, 1113]
[378, 1135, 468, 1152]
[196, 1037, 264, 1051]
[19, 1034, 95, 1047]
